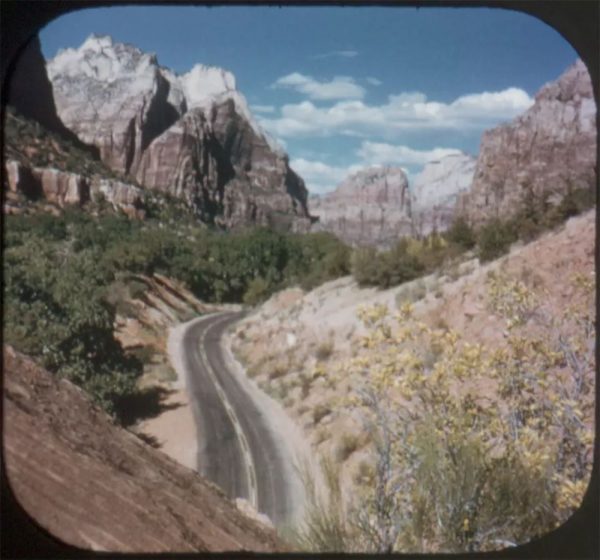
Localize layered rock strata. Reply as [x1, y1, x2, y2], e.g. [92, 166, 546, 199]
[411, 153, 477, 236]
[460, 59, 597, 225]
[47, 35, 310, 230]
[309, 166, 412, 247]
[5, 160, 144, 216]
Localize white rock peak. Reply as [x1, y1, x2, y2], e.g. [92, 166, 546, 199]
[47, 34, 283, 153]
[412, 153, 476, 210]
[180, 64, 236, 108]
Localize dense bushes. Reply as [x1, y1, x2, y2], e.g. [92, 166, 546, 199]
[4, 207, 351, 418]
[445, 216, 476, 249]
[4, 237, 142, 417]
[351, 185, 594, 289]
[303, 273, 593, 552]
[352, 235, 449, 289]
[476, 218, 518, 262]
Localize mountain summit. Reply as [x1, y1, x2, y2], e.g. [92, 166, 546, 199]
[46, 35, 310, 230]
[309, 166, 412, 247]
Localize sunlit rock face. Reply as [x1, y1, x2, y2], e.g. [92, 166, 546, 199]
[459, 59, 597, 225]
[411, 153, 477, 236]
[309, 166, 412, 247]
[46, 34, 310, 230]
[5, 159, 144, 216]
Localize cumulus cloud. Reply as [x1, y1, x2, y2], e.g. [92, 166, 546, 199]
[290, 158, 363, 194]
[259, 87, 534, 138]
[291, 141, 460, 194]
[312, 50, 358, 59]
[272, 72, 366, 100]
[250, 104, 275, 113]
[356, 141, 462, 166]
[366, 77, 382, 86]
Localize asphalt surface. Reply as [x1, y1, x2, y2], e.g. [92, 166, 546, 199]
[181, 311, 293, 526]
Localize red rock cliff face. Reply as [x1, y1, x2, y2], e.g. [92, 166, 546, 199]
[309, 166, 412, 247]
[46, 35, 310, 231]
[5, 160, 144, 216]
[461, 59, 597, 225]
[135, 100, 310, 230]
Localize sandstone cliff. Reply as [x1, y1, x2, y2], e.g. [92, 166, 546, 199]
[3, 346, 281, 553]
[5, 159, 144, 217]
[411, 153, 476, 236]
[309, 166, 412, 247]
[46, 35, 310, 230]
[460, 59, 596, 225]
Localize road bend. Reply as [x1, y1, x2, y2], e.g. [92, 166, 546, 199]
[180, 311, 294, 526]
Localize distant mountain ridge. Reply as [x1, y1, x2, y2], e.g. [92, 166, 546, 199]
[458, 59, 596, 225]
[4, 38, 595, 243]
[309, 59, 596, 246]
[309, 166, 412, 247]
[411, 153, 477, 236]
[44, 34, 310, 230]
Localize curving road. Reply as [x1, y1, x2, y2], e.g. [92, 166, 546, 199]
[177, 311, 296, 527]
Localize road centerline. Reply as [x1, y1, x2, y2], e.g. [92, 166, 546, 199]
[196, 313, 259, 509]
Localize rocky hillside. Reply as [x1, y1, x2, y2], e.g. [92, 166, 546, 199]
[411, 152, 476, 236]
[459, 59, 596, 225]
[3, 346, 282, 553]
[309, 59, 595, 245]
[231, 209, 595, 549]
[4, 39, 144, 217]
[45, 34, 311, 230]
[309, 166, 412, 247]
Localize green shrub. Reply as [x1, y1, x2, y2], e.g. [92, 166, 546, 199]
[128, 279, 148, 300]
[243, 276, 270, 306]
[476, 219, 518, 262]
[378, 239, 425, 288]
[549, 186, 596, 225]
[351, 247, 380, 287]
[127, 345, 155, 365]
[352, 240, 424, 289]
[445, 216, 476, 249]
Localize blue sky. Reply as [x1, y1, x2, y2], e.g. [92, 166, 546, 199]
[40, 6, 579, 194]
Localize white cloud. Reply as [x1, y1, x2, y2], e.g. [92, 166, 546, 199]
[312, 50, 358, 59]
[290, 141, 459, 194]
[272, 72, 365, 100]
[366, 77, 382, 86]
[250, 104, 275, 113]
[290, 158, 363, 194]
[356, 141, 462, 167]
[260, 87, 534, 138]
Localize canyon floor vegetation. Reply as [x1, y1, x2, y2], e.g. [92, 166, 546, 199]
[4, 204, 349, 420]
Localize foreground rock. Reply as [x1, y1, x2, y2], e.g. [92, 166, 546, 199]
[3, 347, 281, 553]
[460, 59, 596, 225]
[309, 166, 412, 247]
[411, 153, 476, 235]
[47, 34, 310, 230]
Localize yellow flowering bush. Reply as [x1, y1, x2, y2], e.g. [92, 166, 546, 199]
[340, 271, 594, 552]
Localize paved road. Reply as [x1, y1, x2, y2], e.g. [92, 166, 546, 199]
[180, 311, 294, 526]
